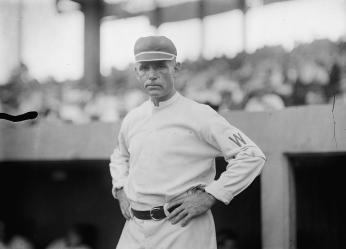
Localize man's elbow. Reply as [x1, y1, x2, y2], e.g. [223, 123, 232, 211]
[245, 146, 266, 172]
[257, 156, 266, 172]
[242, 145, 266, 161]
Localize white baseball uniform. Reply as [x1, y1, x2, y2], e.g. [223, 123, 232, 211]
[110, 92, 266, 249]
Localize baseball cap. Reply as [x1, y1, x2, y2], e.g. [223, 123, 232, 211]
[134, 36, 177, 62]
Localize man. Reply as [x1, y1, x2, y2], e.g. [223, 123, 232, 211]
[109, 36, 266, 249]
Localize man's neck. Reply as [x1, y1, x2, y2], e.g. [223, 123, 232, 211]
[151, 98, 160, 107]
[151, 90, 176, 107]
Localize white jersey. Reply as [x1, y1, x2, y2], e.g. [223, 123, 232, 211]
[109, 92, 266, 207]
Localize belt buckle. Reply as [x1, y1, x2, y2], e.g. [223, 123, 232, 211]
[150, 206, 162, 221]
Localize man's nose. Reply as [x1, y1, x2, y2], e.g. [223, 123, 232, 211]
[148, 68, 158, 80]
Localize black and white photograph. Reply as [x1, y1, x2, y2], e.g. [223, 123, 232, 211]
[1, 0, 346, 249]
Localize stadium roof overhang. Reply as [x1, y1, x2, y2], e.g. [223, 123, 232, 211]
[57, 0, 293, 26]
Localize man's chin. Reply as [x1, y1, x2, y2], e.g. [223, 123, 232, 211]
[147, 90, 162, 97]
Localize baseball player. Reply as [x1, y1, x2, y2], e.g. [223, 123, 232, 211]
[109, 36, 266, 249]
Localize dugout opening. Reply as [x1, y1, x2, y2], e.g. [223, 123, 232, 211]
[288, 153, 346, 249]
[0, 158, 261, 249]
[213, 157, 261, 249]
[0, 160, 123, 249]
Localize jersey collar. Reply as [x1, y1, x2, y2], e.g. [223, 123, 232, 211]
[149, 92, 180, 110]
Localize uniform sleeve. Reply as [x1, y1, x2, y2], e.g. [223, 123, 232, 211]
[201, 109, 266, 205]
[109, 120, 130, 199]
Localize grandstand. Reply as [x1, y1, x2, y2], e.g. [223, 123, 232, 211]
[1, 39, 345, 123]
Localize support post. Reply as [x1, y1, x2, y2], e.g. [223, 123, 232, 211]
[82, 0, 102, 90]
[261, 153, 296, 249]
[199, 0, 205, 57]
[240, 0, 248, 52]
[17, 0, 23, 65]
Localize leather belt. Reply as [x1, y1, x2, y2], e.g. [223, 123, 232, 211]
[131, 205, 179, 221]
[131, 206, 166, 220]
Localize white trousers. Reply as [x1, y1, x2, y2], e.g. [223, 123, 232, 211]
[116, 210, 217, 249]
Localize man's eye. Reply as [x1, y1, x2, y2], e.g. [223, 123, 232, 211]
[157, 64, 166, 69]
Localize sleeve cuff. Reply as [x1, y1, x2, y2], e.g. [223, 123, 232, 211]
[205, 181, 234, 205]
[111, 178, 128, 199]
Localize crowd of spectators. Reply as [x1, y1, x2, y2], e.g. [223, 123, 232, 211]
[0, 220, 96, 249]
[1, 39, 345, 124]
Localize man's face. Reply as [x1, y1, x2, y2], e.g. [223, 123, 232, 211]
[135, 60, 178, 102]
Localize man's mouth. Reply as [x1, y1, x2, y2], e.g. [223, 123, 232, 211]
[146, 84, 161, 88]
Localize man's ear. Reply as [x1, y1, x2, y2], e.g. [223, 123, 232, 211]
[174, 62, 181, 72]
[133, 64, 140, 81]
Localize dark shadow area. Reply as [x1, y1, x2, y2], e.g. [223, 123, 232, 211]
[0, 160, 123, 249]
[213, 157, 261, 249]
[289, 153, 346, 249]
[0, 158, 261, 249]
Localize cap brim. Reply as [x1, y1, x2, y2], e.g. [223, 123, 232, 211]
[135, 51, 176, 62]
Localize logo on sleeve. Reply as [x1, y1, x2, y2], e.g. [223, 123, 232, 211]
[228, 132, 247, 147]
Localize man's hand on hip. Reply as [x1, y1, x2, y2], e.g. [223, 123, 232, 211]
[166, 189, 216, 227]
[116, 188, 132, 220]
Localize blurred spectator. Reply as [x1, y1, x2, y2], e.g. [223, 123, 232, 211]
[217, 228, 239, 249]
[7, 236, 33, 249]
[245, 89, 285, 111]
[214, 75, 245, 111]
[333, 74, 346, 105]
[291, 76, 308, 106]
[0, 220, 34, 249]
[0, 63, 39, 115]
[325, 62, 342, 101]
[0, 220, 7, 249]
[305, 84, 326, 105]
[46, 224, 97, 249]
